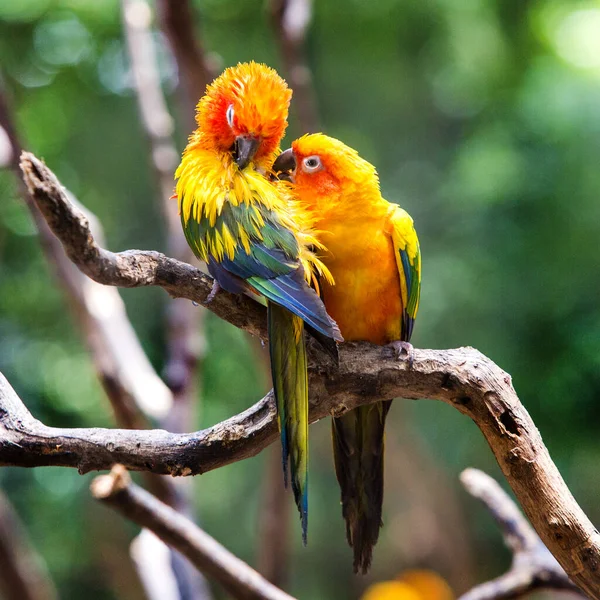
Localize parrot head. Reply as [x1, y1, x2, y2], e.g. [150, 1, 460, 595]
[197, 62, 292, 170]
[274, 133, 379, 210]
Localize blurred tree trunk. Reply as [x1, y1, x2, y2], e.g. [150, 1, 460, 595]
[0, 490, 58, 600]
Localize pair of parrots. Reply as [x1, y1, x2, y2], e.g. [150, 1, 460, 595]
[175, 62, 421, 573]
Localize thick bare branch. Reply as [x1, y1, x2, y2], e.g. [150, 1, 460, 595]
[459, 469, 584, 600]
[12, 150, 600, 598]
[91, 466, 295, 600]
[0, 490, 58, 600]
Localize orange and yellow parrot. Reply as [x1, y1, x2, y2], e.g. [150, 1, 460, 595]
[274, 134, 421, 572]
[175, 64, 342, 542]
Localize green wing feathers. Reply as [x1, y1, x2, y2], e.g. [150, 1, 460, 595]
[268, 302, 309, 543]
[391, 206, 421, 342]
[332, 400, 392, 574]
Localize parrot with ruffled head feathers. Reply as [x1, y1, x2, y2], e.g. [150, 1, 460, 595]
[175, 64, 342, 543]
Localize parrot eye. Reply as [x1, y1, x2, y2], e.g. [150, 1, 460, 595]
[226, 104, 235, 128]
[302, 155, 322, 173]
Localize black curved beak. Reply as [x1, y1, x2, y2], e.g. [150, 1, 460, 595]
[273, 148, 296, 178]
[234, 136, 260, 170]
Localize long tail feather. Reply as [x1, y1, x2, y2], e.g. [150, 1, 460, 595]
[268, 302, 309, 544]
[332, 400, 392, 573]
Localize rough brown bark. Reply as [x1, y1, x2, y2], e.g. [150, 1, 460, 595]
[19, 152, 267, 340]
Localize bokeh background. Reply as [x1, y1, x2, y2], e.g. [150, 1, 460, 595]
[1, 0, 599, 598]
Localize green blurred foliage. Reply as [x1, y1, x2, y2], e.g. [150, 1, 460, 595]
[1, 0, 600, 598]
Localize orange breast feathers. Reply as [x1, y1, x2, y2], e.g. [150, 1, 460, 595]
[285, 133, 412, 345]
[317, 216, 403, 345]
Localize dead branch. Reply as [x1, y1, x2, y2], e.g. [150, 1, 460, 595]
[459, 469, 585, 600]
[270, 0, 319, 132]
[9, 151, 600, 598]
[0, 490, 58, 600]
[91, 466, 295, 600]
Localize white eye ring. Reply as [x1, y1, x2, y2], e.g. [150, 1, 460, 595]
[302, 155, 322, 173]
[226, 104, 235, 127]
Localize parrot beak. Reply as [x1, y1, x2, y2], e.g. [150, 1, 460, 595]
[234, 136, 260, 170]
[273, 148, 296, 179]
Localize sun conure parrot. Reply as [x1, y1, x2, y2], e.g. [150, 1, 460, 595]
[175, 64, 342, 542]
[274, 134, 421, 572]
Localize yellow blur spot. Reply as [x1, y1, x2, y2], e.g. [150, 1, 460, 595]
[361, 570, 454, 600]
[397, 570, 454, 600]
[360, 582, 421, 600]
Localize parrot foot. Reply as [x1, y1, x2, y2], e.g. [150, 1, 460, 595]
[388, 341, 414, 369]
[205, 280, 221, 304]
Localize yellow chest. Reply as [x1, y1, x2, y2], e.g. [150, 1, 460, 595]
[318, 217, 402, 345]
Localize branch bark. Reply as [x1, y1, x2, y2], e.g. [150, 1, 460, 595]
[459, 468, 584, 599]
[19, 152, 267, 340]
[91, 466, 295, 600]
[9, 150, 600, 598]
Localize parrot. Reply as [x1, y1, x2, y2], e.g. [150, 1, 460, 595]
[274, 133, 421, 572]
[175, 63, 342, 542]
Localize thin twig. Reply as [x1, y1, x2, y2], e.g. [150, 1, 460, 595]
[270, 0, 319, 132]
[0, 490, 58, 600]
[156, 0, 215, 129]
[11, 151, 600, 599]
[459, 468, 585, 600]
[91, 466, 295, 600]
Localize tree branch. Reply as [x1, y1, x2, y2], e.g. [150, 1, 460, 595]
[459, 468, 584, 599]
[10, 151, 600, 598]
[91, 466, 295, 600]
[19, 151, 267, 340]
[0, 490, 58, 600]
[156, 0, 215, 129]
[0, 89, 172, 429]
[270, 0, 319, 132]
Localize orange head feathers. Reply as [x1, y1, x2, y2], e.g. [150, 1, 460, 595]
[275, 134, 381, 216]
[196, 62, 292, 169]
